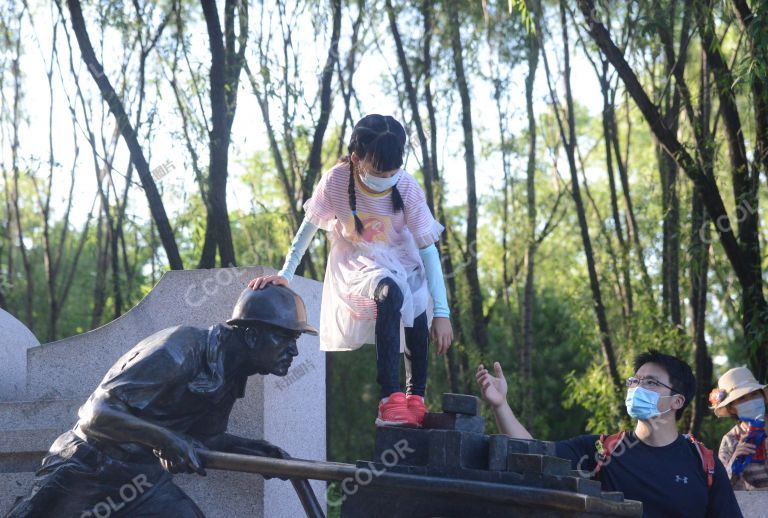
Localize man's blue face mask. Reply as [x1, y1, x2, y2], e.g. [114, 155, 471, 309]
[625, 386, 674, 420]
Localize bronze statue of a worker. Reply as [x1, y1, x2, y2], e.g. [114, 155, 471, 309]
[7, 285, 318, 518]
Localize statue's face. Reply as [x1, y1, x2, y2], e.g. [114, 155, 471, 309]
[243, 326, 300, 376]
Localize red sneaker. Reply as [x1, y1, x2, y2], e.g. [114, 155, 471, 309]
[375, 392, 418, 427]
[406, 394, 428, 427]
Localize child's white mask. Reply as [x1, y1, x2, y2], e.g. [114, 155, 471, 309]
[360, 169, 401, 192]
[736, 398, 766, 420]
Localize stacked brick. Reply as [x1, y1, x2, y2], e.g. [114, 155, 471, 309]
[342, 393, 641, 517]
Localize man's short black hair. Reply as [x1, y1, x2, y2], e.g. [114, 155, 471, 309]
[634, 350, 695, 420]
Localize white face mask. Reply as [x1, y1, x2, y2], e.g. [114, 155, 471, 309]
[736, 398, 766, 420]
[360, 169, 401, 192]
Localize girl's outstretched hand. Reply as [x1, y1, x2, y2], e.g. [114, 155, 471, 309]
[247, 275, 288, 290]
[431, 317, 453, 355]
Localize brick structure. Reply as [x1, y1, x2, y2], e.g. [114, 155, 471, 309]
[342, 394, 642, 517]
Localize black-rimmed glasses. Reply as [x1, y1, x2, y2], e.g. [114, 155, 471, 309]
[626, 376, 676, 393]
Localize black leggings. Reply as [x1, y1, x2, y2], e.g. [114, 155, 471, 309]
[374, 277, 429, 399]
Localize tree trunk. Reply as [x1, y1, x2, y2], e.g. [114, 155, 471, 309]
[41, 20, 62, 340]
[577, 0, 768, 380]
[446, 0, 488, 354]
[170, 1, 213, 266]
[695, 0, 766, 379]
[521, 1, 540, 420]
[199, 0, 248, 268]
[245, 62, 300, 227]
[389, 0, 460, 390]
[65, 0, 183, 270]
[689, 46, 713, 436]
[656, 0, 691, 331]
[730, 0, 768, 183]
[301, 0, 341, 205]
[386, 0, 434, 213]
[421, 0, 461, 393]
[550, 0, 621, 390]
[599, 75, 633, 324]
[0, 18, 12, 311]
[294, 0, 341, 279]
[91, 206, 108, 329]
[659, 143, 681, 327]
[689, 196, 712, 436]
[0, 123, 8, 311]
[9, 17, 34, 330]
[335, 0, 364, 159]
[611, 94, 653, 300]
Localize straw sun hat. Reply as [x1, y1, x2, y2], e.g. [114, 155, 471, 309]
[709, 366, 768, 417]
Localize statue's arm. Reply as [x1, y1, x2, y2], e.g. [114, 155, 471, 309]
[79, 389, 168, 447]
[79, 390, 206, 475]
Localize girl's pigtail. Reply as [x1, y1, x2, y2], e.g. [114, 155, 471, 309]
[349, 161, 365, 235]
[391, 185, 404, 213]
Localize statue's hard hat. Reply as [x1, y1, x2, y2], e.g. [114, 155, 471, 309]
[227, 285, 318, 335]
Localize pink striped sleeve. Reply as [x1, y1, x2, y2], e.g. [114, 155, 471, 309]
[303, 167, 338, 231]
[403, 174, 444, 248]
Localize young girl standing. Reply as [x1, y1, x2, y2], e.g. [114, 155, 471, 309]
[248, 114, 453, 427]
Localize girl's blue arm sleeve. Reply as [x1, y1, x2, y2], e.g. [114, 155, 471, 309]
[278, 218, 319, 282]
[419, 244, 450, 318]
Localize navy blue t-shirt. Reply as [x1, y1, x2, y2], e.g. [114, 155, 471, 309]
[555, 432, 742, 517]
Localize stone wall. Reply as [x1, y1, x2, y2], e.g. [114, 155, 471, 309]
[0, 310, 39, 399]
[735, 491, 766, 518]
[0, 267, 326, 517]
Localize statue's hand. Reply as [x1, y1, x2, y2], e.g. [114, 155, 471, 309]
[234, 438, 290, 461]
[259, 442, 291, 481]
[238, 439, 291, 480]
[262, 442, 290, 460]
[154, 433, 207, 476]
[203, 434, 289, 459]
[202, 434, 291, 479]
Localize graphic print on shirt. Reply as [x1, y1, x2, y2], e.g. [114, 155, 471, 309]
[351, 211, 391, 243]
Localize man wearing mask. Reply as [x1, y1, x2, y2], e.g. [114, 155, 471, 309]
[476, 350, 742, 517]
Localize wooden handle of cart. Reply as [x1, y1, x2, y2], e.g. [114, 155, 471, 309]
[198, 450, 343, 518]
[198, 450, 357, 481]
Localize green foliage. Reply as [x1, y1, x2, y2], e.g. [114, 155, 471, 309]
[327, 346, 380, 463]
[484, 286, 594, 440]
[3, 0, 764, 474]
[564, 363, 626, 435]
[0, 169, 156, 339]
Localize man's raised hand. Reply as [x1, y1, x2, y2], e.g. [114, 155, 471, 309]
[476, 362, 508, 409]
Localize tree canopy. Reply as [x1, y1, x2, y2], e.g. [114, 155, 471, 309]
[2, 0, 767, 465]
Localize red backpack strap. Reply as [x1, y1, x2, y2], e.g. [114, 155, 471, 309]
[594, 431, 626, 478]
[685, 434, 715, 490]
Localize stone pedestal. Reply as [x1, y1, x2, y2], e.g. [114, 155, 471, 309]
[735, 491, 768, 517]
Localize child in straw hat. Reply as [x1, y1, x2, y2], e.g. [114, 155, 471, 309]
[710, 366, 768, 489]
